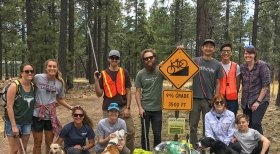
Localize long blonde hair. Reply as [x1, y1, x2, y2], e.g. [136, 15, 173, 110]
[44, 59, 65, 87]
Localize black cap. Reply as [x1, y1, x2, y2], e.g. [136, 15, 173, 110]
[203, 39, 215, 46]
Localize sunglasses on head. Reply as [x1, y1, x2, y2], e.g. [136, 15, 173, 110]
[23, 70, 34, 74]
[109, 56, 120, 60]
[214, 101, 225, 105]
[73, 113, 84, 117]
[143, 56, 154, 61]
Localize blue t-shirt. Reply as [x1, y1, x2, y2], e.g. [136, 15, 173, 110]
[59, 122, 95, 149]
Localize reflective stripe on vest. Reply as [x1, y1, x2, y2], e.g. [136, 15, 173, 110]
[102, 68, 126, 98]
[219, 62, 238, 100]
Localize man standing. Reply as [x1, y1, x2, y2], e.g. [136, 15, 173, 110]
[135, 49, 164, 150]
[190, 39, 223, 146]
[219, 43, 240, 116]
[94, 50, 135, 152]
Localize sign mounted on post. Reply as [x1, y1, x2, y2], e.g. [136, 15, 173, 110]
[168, 118, 186, 135]
[162, 90, 193, 110]
[159, 48, 199, 89]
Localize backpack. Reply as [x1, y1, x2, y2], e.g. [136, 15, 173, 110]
[0, 79, 21, 108]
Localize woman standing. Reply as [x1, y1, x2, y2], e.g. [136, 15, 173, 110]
[32, 59, 73, 154]
[240, 45, 270, 134]
[5, 64, 35, 154]
[57, 106, 95, 154]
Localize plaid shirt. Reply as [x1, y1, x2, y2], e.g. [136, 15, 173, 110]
[240, 60, 270, 108]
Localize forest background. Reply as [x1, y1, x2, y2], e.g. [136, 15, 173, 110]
[1, 0, 280, 95]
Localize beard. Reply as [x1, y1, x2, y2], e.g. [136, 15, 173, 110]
[144, 61, 156, 71]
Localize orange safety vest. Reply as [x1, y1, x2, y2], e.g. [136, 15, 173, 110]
[102, 68, 126, 98]
[219, 62, 238, 100]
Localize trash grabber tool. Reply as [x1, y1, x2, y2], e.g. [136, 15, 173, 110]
[86, 24, 99, 71]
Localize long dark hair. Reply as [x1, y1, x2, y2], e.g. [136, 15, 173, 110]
[72, 106, 93, 127]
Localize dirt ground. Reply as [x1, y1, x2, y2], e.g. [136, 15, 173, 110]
[0, 80, 280, 153]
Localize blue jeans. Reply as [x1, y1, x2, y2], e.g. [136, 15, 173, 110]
[65, 147, 89, 154]
[141, 111, 162, 150]
[243, 101, 269, 134]
[226, 100, 238, 116]
[5, 120, 31, 136]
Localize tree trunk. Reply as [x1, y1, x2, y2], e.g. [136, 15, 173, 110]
[87, 0, 94, 84]
[195, 0, 210, 56]
[0, 14, 2, 80]
[224, 0, 230, 41]
[174, 0, 180, 43]
[58, 0, 68, 83]
[67, 0, 74, 89]
[276, 69, 280, 107]
[26, 0, 34, 64]
[97, 0, 102, 70]
[252, 0, 259, 46]
[104, 1, 109, 69]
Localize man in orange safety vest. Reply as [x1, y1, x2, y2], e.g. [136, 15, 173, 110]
[94, 50, 135, 152]
[219, 43, 240, 116]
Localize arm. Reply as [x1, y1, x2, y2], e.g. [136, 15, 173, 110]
[97, 133, 112, 146]
[56, 137, 64, 145]
[260, 136, 270, 154]
[135, 88, 144, 117]
[56, 98, 72, 110]
[215, 79, 221, 96]
[82, 139, 95, 151]
[123, 88, 131, 117]
[236, 75, 240, 92]
[224, 115, 236, 145]
[6, 83, 19, 136]
[205, 114, 215, 139]
[94, 71, 104, 97]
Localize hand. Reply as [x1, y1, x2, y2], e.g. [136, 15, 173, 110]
[117, 144, 124, 151]
[139, 107, 145, 118]
[94, 71, 100, 80]
[123, 108, 131, 118]
[73, 144, 82, 150]
[12, 126, 19, 138]
[251, 102, 260, 111]
[231, 137, 237, 143]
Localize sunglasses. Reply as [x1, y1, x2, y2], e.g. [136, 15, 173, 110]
[109, 56, 120, 60]
[143, 56, 154, 61]
[23, 70, 34, 74]
[73, 113, 84, 117]
[214, 101, 225, 105]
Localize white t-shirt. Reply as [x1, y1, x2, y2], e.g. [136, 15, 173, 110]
[221, 61, 240, 76]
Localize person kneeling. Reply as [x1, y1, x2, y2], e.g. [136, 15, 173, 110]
[95, 103, 130, 154]
[233, 114, 270, 154]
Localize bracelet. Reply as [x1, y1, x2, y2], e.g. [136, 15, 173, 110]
[256, 100, 261, 104]
[126, 106, 130, 109]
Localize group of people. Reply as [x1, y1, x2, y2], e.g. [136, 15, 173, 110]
[195, 40, 271, 154]
[4, 38, 271, 154]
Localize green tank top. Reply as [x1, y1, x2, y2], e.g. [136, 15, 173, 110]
[5, 83, 35, 124]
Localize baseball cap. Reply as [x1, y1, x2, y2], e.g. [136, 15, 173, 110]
[108, 103, 120, 111]
[203, 39, 215, 46]
[109, 50, 120, 57]
[244, 45, 256, 53]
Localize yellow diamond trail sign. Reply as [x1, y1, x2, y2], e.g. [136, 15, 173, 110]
[159, 48, 199, 89]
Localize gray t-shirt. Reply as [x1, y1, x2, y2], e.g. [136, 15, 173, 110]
[95, 118, 127, 153]
[192, 57, 223, 99]
[134, 67, 164, 111]
[33, 73, 65, 119]
[234, 128, 263, 154]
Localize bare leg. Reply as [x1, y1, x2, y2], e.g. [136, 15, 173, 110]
[44, 130, 54, 154]
[32, 131, 43, 154]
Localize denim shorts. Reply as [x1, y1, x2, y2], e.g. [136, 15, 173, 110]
[5, 120, 31, 136]
[32, 116, 53, 131]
